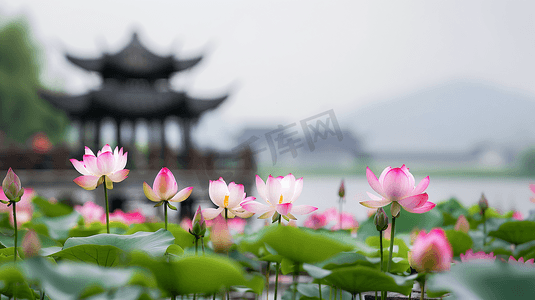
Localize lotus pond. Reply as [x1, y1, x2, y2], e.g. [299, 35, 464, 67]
[1, 145, 535, 300]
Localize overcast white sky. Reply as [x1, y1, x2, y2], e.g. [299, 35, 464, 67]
[2, 0, 535, 150]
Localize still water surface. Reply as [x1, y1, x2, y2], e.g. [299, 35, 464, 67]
[247, 176, 535, 227]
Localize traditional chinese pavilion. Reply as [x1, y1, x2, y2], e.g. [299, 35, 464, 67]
[35, 32, 254, 218]
[41, 32, 227, 158]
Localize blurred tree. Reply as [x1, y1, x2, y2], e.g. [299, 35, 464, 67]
[518, 147, 535, 177]
[0, 19, 68, 145]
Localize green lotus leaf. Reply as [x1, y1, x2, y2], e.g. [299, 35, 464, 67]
[32, 210, 82, 241]
[428, 261, 535, 300]
[126, 223, 195, 250]
[445, 229, 473, 257]
[324, 266, 413, 295]
[365, 236, 410, 258]
[318, 252, 373, 270]
[302, 263, 332, 279]
[488, 221, 535, 245]
[22, 257, 153, 300]
[130, 252, 263, 296]
[49, 244, 124, 267]
[32, 196, 73, 217]
[0, 262, 37, 299]
[260, 225, 354, 264]
[63, 228, 174, 257]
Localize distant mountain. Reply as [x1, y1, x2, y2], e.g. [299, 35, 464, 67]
[344, 80, 535, 154]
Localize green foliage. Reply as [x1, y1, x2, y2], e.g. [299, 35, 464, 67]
[129, 251, 263, 296]
[445, 229, 473, 257]
[23, 257, 153, 300]
[126, 223, 195, 250]
[0, 262, 37, 299]
[32, 196, 73, 217]
[63, 228, 175, 257]
[324, 266, 414, 295]
[0, 20, 68, 144]
[428, 261, 535, 299]
[260, 225, 354, 264]
[488, 220, 535, 246]
[518, 147, 535, 177]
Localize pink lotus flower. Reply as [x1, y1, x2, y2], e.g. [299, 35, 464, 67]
[454, 214, 470, 233]
[210, 215, 233, 253]
[22, 229, 41, 258]
[75, 201, 105, 224]
[180, 218, 193, 231]
[508, 256, 535, 266]
[303, 212, 328, 229]
[408, 228, 452, 273]
[0, 188, 35, 226]
[530, 184, 535, 203]
[512, 211, 523, 220]
[70, 144, 129, 190]
[202, 177, 254, 220]
[331, 212, 359, 231]
[2, 168, 25, 202]
[360, 165, 434, 217]
[241, 174, 317, 221]
[143, 167, 193, 206]
[104, 209, 146, 225]
[460, 249, 496, 262]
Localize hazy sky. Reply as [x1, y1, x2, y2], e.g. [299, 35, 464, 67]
[3, 0, 535, 149]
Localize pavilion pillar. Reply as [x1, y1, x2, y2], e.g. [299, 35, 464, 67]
[95, 120, 101, 149]
[116, 119, 122, 148]
[182, 119, 192, 154]
[80, 120, 87, 148]
[160, 119, 166, 166]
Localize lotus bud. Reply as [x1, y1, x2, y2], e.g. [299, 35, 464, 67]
[190, 206, 206, 237]
[409, 228, 452, 273]
[454, 215, 470, 233]
[2, 168, 24, 202]
[22, 230, 41, 258]
[478, 193, 489, 214]
[211, 215, 232, 253]
[374, 207, 389, 231]
[338, 180, 345, 198]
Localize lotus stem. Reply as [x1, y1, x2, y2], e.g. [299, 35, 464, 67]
[339, 197, 343, 230]
[292, 263, 299, 300]
[319, 282, 322, 300]
[12, 201, 17, 300]
[195, 237, 198, 256]
[13, 202, 17, 263]
[201, 237, 205, 255]
[266, 262, 271, 300]
[482, 213, 487, 246]
[274, 262, 280, 300]
[380, 230, 385, 300]
[274, 214, 282, 300]
[164, 201, 168, 231]
[104, 182, 110, 234]
[387, 216, 396, 273]
[420, 279, 425, 300]
[379, 230, 384, 272]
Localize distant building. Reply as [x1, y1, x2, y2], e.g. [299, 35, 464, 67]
[369, 141, 518, 170]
